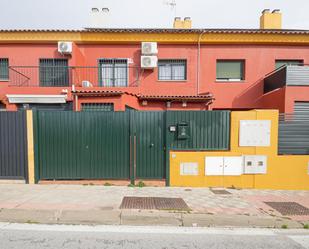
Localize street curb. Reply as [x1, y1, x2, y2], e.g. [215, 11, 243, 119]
[0, 208, 304, 228]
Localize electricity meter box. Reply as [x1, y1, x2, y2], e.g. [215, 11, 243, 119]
[177, 122, 190, 139]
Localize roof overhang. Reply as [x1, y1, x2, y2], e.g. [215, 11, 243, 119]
[1, 29, 309, 45]
[137, 94, 214, 104]
[71, 90, 124, 97]
[6, 94, 67, 104]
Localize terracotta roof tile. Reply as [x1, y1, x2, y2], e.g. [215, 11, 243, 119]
[137, 93, 214, 102]
[1, 28, 309, 35]
[71, 89, 124, 96]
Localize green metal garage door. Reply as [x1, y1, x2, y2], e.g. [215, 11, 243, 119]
[34, 111, 130, 181]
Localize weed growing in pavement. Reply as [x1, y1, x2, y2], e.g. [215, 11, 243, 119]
[104, 182, 113, 186]
[127, 181, 146, 187]
[137, 181, 146, 187]
[281, 224, 288, 229]
[304, 224, 309, 229]
[26, 220, 39, 224]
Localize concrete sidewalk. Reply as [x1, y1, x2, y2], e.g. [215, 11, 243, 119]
[0, 184, 309, 228]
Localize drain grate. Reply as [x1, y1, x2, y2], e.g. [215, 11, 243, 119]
[210, 189, 231, 195]
[120, 197, 190, 211]
[264, 202, 309, 216]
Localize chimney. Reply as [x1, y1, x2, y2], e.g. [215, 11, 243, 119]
[260, 9, 282, 29]
[173, 17, 183, 28]
[90, 7, 110, 28]
[173, 17, 192, 29]
[183, 17, 192, 29]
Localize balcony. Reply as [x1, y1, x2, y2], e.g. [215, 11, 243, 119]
[264, 65, 309, 93]
[7, 66, 140, 87]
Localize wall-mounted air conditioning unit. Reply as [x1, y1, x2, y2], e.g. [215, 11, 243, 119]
[58, 41, 73, 54]
[141, 56, 157, 69]
[141, 42, 158, 55]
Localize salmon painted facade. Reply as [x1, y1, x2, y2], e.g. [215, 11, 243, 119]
[1, 11, 309, 112]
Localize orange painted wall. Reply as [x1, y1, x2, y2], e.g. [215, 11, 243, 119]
[198, 45, 309, 109]
[1, 42, 309, 111]
[259, 87, 286, 112]
[77, 94, 210, 111]
[284, 86, 309, 113]
[0, 43, 74, 105]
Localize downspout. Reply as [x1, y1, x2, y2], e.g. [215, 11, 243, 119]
[75, 95, 79, 111]
[72, 84, 79, 111]
[197, 31, 207, 95]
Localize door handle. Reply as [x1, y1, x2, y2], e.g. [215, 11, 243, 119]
[150, 143, 154, 147]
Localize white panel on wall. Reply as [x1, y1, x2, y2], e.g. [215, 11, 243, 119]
[255, 155, 267, 174]
[243, 155, 267, 174]
[239, 120, 271, 147]
[223, 156, 243, 176]
[205, 157, 224, 176]
[180, 162, 199, 176]
[243, 155, 256, 174]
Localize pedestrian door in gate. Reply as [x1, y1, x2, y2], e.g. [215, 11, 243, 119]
[131, 111, 165, 180]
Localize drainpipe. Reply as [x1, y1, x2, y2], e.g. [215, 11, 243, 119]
[75, 95, 79, 111]
[197, 30, 206, 95]
[72, 84, 79, 111]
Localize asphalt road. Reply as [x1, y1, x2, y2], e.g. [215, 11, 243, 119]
[0, 223, 309, 249]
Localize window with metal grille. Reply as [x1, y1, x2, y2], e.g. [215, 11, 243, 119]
[82, 103, 114, 111]
[216, 60, 245, 81]
[18, 103, 73, 111]
[99, 59, 128, 87]
[0, 58, 9, 81]
[275, 60, 303, 69]
[39, 59, 69, 87]
[158, 59, 187, 81]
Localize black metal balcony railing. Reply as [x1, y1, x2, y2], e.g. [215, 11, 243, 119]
[7, 66, 140, 87]
[264, 64, 309, 93]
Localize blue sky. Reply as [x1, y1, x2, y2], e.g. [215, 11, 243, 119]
[0, 0, 308, 29]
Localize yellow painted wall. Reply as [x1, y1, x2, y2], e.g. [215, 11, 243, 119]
[2, 31, 309, 45]
[26, 110, 35, 184]
[170, 110, 309, 190]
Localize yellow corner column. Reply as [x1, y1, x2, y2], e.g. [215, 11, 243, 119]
[26, 110, 35, 184]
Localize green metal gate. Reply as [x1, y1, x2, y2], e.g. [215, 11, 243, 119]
[34, 111, 130, 181]
[34, 110, 230, 183]
[131, 112, 165, 179]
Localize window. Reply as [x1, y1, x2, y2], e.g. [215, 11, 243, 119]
[0, 58, 9, 81]
[99, 59, 128, 87]
[275, 60, 303, 69]
[18, 103, 73, 111]
[82, 103, 114, 111]
[158, 59, 187, 81]
[39, 59, 69, 87]
[216, 60, 245, 81]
